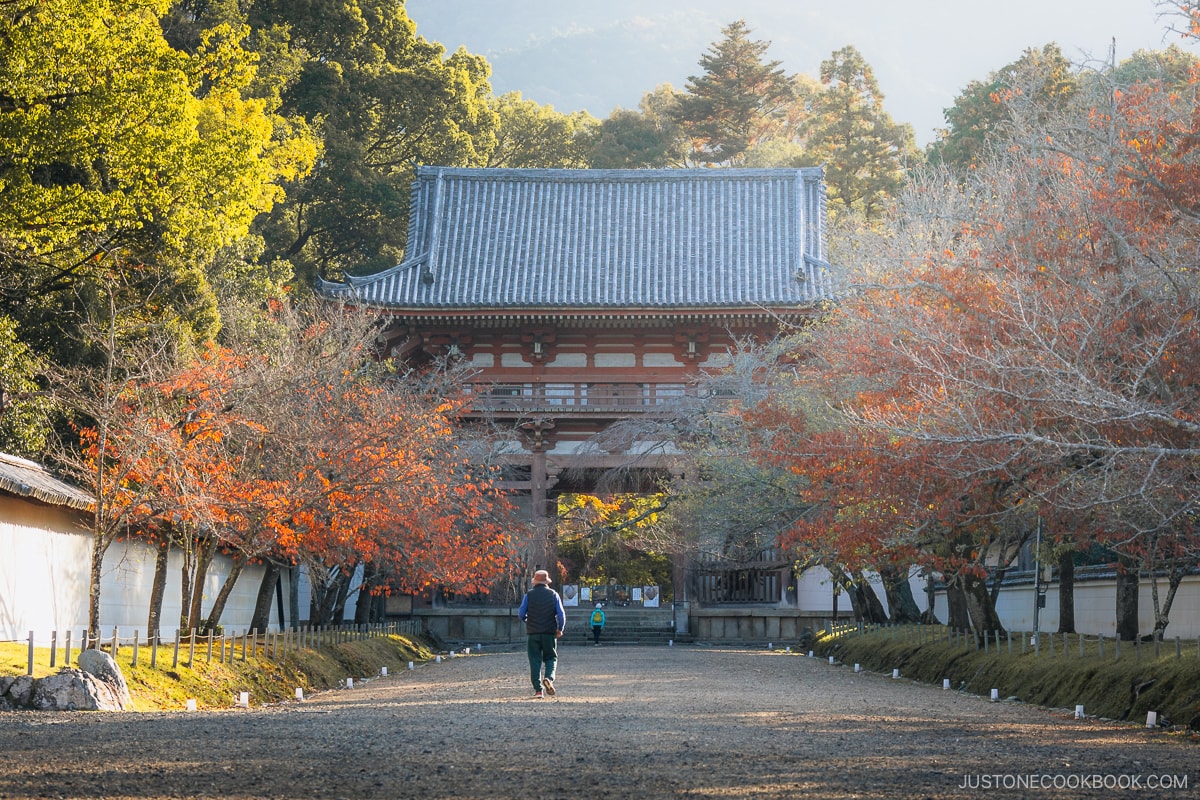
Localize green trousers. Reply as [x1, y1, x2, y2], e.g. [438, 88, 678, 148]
[526, 633, 558, 691]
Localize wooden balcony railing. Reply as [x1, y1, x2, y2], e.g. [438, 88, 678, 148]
[465, 382, 704, 412]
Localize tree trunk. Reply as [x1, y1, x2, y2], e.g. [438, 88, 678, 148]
[187, 534, 218, 632]
[847, 572, 887, 623]
[331, 570, 353, 624]
[1115, 559, 1139, 641]
[945, 580, 971, 631]
[353, 562, 378, 626]
[881, 565, 922, 623]
[920, 572, 940, 625]
[250, 562, 282, 632]
[179, 541, 193, 630]
[1056, 551, 1075, 634]
[147, 540, 170, 640]
[289, 565, 300, 629]
[1150, 564, 1185, 641]
[959, 571, 1005, 641]
[202, 552, 248, 633]
[87, 532, 105, 642]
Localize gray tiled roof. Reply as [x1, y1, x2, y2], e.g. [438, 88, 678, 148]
[0, 451, 92, 511]
[319, 167, 834, 313]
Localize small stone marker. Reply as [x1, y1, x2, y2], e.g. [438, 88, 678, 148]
[186, 698, 197, 711]
[1146, 711, 1158, 728]
[381, 666, 387, 676]
[854, 663, 861, 673]
[892, 669, 900, 679]
[345, 678, 353, 689]
[408, 661, 414, 670]
[1074, 704, 1084, 719]
[943, 679, 950, 690]
[990, 688, 999, 702]
[295, 688, 304, 700]
[236, 691, 249, 707]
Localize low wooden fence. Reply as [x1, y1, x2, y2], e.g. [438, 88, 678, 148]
[822, 620, 1200, 661]
[5, 620, 423, 676]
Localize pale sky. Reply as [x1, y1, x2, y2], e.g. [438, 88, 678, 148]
[404, 0, 1196, 146]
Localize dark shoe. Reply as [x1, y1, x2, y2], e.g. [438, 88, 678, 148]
[542, 677, 555, 696]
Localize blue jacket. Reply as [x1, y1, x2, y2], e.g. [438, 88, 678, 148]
[589, 608, 606, 628]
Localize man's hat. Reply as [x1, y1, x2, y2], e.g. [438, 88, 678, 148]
[532, 569, 552, 585]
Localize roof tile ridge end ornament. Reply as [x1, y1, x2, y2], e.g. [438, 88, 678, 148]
[341, 254, 430, 289]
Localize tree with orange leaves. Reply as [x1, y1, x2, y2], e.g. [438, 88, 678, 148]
[772, 38, 1200, 640]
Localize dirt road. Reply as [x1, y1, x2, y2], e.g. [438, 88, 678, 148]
[0, 646, 1193, 799]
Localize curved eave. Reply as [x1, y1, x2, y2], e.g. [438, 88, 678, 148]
[323, 304, 825, 326]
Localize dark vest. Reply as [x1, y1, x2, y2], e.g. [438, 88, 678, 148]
[524, 585, 559, 635]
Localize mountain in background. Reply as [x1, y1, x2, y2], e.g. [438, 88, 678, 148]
[404, 0, 1182, 148]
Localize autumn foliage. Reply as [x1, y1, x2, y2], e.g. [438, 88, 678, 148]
[76, 304, 515, 633]
[735, 41, 1200, 638]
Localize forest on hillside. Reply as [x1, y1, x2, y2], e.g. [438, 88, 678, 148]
[3, 0, 1200, 641]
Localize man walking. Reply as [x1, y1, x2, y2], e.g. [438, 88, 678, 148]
[517, 569, 566, 698]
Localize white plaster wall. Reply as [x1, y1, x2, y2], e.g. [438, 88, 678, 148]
[0, 496, 91, 641]
[594, 352, 635, 367]
[642, 353, 682, 367]
[546, 353, 586, 367]
[993, 576, 1200, 639]
[1, 496, 291, 643]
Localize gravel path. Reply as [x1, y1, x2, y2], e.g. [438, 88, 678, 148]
[0, 645, 1194, 799]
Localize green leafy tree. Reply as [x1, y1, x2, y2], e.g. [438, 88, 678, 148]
[801, 45, 918, 219]
[0, 315, 52, 457]
[487, 92, 597, 167]
[246, 0, 499, 283]
[678, 20, 794, 165]
[1107, 44, 1200, 89]
[0, 0, 311, 371]
[588, 85, 689, 168]
[928, 44, 1076, 172]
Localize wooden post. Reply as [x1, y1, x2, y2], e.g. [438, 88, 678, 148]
[150, 632, 158, 668]
[132, 631, 139, 668]
[187, 628, 196, 667]
[65, 629, 72, 668]
[112, 626, 119, 659]
[50, 631, 57, 668]
[172, 628, 181, 669]
[26, 631, 34, 676]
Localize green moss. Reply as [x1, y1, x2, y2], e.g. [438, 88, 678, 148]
[1, 633, 435, 711]
[816, 625, 1200, 729]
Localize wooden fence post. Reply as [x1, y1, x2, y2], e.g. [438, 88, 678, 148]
[26, 631, 34, 675]
[50, 631, 57, 668]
